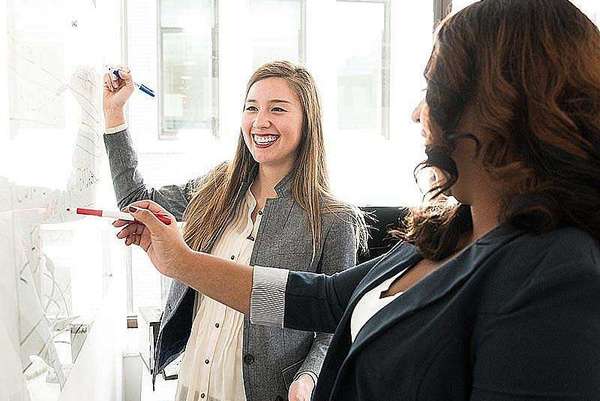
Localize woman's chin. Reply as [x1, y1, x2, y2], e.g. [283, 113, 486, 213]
[256, 158, 282, 168]
[252, 153, 275, 165]
[254, 155, 295, 170]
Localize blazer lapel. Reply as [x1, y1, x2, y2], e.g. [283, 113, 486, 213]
[347, 242, 421, 309]
[346, 223, 524, 360]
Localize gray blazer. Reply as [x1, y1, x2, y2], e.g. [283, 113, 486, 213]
[104, 130, 358, 401]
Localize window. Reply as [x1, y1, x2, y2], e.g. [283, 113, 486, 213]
[248, 0, 305, 68]
[327, 1, 432, 206]
[336, 0, 390, 138]
[159, 0, 218, 138]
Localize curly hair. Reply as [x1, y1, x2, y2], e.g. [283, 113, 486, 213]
[397, 0, 600, 260]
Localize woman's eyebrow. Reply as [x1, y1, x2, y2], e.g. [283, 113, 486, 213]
[245, 98, 292, 104]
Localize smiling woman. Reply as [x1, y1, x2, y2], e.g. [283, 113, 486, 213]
[103, 60, 368, 401]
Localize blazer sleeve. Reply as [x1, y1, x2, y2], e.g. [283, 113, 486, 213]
[251, 250, 384, 333]
[470, 256, 600, 400]
[103, 129, 198, 221]
[295, 214, 359, 383]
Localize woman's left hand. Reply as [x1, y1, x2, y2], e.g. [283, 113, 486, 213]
[113, 200, 191, 278]
[288, 374, 315, 401]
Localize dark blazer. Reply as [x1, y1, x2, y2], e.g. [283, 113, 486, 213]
[283, 224, 600, 400]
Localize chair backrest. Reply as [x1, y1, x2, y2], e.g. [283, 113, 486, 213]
[358, 207, 407, 264]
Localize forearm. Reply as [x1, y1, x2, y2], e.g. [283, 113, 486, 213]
[103, 129, 192, 219]
[297, 332, 332, 383]
[166, 246, 378, 330]
[103, 130, 150, 209]
[105, 109, 126, 128]
[171, 250, 255, 314]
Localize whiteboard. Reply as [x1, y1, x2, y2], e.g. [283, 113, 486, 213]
[0, 0, 123, 399]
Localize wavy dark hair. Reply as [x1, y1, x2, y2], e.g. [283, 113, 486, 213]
[397, 0, 600, 260]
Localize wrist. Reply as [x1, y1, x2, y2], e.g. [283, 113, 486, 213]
[295, 372, 316, 387]
[168, 246, 197, 280]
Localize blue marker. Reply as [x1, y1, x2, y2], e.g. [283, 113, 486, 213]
[107, 67, 155, 98]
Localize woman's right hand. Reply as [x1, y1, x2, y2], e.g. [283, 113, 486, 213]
[113, 200, 193, 278]
[103, 66, 135, 127]
[114, 200, 255, 314]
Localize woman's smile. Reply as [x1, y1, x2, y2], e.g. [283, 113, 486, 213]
[252, 133, 280, 148]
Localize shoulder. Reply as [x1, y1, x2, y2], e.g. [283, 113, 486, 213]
[482, 226, 600, 313]
[320, 202, 362, 239]
[500, 226, 599, 273]
[187, 161, 230, 196]
[318, 196, 363, 228]
[529, 227, 599, 282]
[320, 199, 371, 254]
[322, 205, 359, 225]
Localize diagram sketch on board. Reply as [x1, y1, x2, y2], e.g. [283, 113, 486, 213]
[1, 0, 120, 399]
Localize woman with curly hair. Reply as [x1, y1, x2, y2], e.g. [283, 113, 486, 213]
[114, 1, 600, 399]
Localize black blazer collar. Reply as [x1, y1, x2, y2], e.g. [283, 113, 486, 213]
[344, 223, 524, 360]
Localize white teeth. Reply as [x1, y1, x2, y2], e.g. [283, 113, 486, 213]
[253, 135, 278, 145]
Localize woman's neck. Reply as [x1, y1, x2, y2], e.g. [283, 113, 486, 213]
[252, 163, 293, 200]
[466, 193, 502, 244]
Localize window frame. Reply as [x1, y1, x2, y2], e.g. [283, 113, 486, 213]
[247, 0, 307, 67]
[336, 0, 391, 138]
[157, 0, 220, 140]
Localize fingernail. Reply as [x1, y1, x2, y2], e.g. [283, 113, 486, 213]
[128, 206, 138, 212]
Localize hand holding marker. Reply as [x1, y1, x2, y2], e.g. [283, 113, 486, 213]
[106, 66, 155, 97]
[67, 207, 172, 225]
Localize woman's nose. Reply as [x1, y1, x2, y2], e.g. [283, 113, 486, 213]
[252, 111, 271, 129]
[411, 100, 424, 123]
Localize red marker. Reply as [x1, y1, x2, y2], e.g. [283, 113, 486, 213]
[66, 207, 172, 225]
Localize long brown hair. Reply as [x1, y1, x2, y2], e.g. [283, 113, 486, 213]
[183, 61, 368, 255]
[398, 0, 600, 260]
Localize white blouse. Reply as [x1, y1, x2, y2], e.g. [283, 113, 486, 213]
[350, 269, 406, 342]
[175, 190, 262, 401]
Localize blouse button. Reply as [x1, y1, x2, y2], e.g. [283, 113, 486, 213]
[200, 394, 205, 399]
[215, 322, 220, 328]
[205, 359, 210, 364]
[230, 255, 235, 260]
[258, 210, 263, 216]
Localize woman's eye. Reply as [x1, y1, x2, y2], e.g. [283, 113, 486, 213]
[245, 105, 258, 112]
[272, 107, 286, 112]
